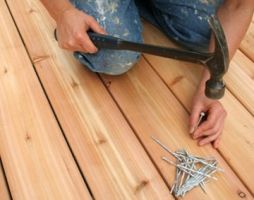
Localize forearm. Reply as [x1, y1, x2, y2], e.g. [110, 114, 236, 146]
[40, 0, 75, 21]
[199, 0, 254, 90]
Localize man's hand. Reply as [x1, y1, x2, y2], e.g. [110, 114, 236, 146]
[56, 7, 106, 53]
[189, 88, 227, 148]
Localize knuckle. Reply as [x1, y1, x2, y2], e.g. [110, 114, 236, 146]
[85, 16, 94, 23]
[74, 32, 84, 41]
[212, 128, 219, 134]
[67, 40, 75, 47]
[206, 121, 213, 128]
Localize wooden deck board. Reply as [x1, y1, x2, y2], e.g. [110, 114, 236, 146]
[1, 0, 253, 199]
[5, 0, 173, 199]
[228, 51, 254, 115]
[0, 161, 10, 200]
[0, 1, 92, 199]
[240, 19, 254, 61]
[142, 21, 254, 194]
[101, 57, 253, 200]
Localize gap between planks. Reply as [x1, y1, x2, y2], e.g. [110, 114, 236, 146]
[0, 160, 12, 200]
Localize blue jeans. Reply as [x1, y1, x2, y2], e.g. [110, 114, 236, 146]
[70, 0, 223, 75]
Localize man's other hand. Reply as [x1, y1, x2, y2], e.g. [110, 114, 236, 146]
[189, 90, 227, 148]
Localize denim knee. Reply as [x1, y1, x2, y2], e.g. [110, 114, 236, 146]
[74, 50, 141, 75]
[147, 0, 224, 51]
[70, 0, 143, 75]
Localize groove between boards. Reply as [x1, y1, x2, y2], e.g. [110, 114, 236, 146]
[0, 159, 13, 200]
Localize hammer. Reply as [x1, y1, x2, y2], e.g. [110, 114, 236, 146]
[55, 15, 229, 99]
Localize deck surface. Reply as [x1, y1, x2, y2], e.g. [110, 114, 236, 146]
[0, 0, 254, 199]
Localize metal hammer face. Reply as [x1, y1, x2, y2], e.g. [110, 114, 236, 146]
[204, 16, 229, 99]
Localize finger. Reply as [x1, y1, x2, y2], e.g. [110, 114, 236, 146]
[213, 135, 222, 149]
[74, 44, 90, 53]
[86, 16, 106, 34]
[58, 38, 87, 52]
[81, 34, 98, 53]
[70, 28, 97, 53]
[193, 113, 225, 139]
[213, 125, 225, 149]
[189, 107, 204, 134]
[192, 107, 223, 138]
[198, 126, 224, 146]
[193, 121, 220, 139]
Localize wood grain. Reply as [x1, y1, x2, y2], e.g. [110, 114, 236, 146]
[101, 56, 253, 200]
[0, 1, 92, 199]
[5, 0, 173, 199]
[228, 51, 254, 115]
[240, 16, 254, 61]
[142, 21, 254, 194]
[0, 161, 10, 200]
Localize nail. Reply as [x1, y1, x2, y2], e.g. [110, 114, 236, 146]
[151, 136, 179, 159]
[193, 112, 206, 133]
[162, 157, 217, 180]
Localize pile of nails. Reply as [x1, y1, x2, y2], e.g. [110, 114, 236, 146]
[152, 137, 224, 198]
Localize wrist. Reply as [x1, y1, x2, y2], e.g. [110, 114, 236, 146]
[54, 5, 75, 22]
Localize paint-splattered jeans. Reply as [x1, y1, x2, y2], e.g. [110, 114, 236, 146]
[70, 0, 223, 75]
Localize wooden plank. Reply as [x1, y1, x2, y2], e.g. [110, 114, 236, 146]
[240, 20, 254, 61]
[142, 21, 254, 194]
[228, 51, 254, 115]
[0, 1, 92, 199]
[0, 161, 10, 200]
[6, 0, 173, 199]
[101, 57, 253, 200]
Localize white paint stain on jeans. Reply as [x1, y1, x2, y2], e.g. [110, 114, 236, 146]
[94, 0, 120, 28]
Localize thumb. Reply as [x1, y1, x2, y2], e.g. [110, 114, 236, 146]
[189, 106, 203, 134]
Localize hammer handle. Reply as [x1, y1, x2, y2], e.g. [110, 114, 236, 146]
[88, 32, 213, 63]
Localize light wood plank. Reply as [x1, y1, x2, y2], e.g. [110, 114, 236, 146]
[101, 57, 253, 200]
[6, 0, 173, 199]
[240, 20, 254, 61]
[142, 21, 254, 194]
[228, 51, 254, 115]
[0, 161, 10, 200]
[0, 1, 92, 199]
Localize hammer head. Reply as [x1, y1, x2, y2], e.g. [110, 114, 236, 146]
[205, 16, 229, 99]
